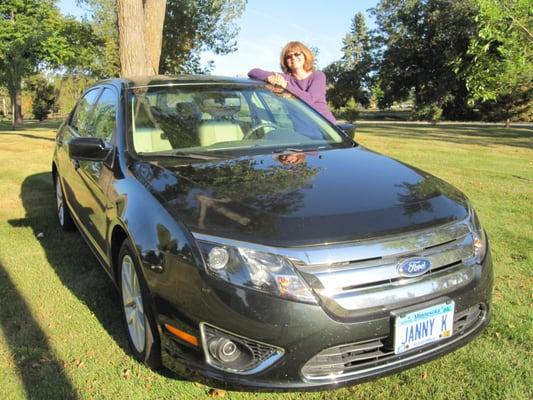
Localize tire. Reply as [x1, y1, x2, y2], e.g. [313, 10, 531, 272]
[55, 174, 76, 231]
[118, 239, 161, 368]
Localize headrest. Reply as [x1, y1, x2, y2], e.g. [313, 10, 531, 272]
[175, 102, 201, 120]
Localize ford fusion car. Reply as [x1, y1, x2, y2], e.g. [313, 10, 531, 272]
[52, 76, 493, 390]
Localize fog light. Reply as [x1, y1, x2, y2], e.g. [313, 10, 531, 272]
[200, 322, 285, 374]
[208, 337, 240, 363]
[208, 247, 229, 270]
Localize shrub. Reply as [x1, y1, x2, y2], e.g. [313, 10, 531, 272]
[25, 75, 55, 121]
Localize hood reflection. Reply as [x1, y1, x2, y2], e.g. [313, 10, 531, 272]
[131, 147, 469, 246]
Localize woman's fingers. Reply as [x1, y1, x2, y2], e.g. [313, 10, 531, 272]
[266, 74, 287, 88]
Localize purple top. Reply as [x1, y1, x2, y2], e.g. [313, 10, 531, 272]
[248, 68, 336, 124]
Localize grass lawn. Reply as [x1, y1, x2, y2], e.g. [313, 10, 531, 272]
[0, 120, 531, 399]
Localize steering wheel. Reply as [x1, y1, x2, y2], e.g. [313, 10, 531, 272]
[243, 122, 278, 140]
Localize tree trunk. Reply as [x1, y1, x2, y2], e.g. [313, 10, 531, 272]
[7, 80, 22, 130]
[14, 90, 22, 128]
[144, 0, 167, 74]
[117, 0, 166, 77]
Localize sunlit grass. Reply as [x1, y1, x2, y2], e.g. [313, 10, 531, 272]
[0, 120, 531, 399]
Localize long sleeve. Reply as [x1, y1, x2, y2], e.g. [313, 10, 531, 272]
[286, 72, 336, 124]
[248, 68, 275, 81]
[285, 71, 327, 106]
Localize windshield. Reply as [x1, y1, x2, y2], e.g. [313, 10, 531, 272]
[128, 85, 350, 156]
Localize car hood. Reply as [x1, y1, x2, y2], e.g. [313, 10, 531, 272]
[130, 147, 469, 247]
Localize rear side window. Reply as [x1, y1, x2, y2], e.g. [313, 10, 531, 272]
[91, 88, 117, 143]
[70, 88, 101, 135]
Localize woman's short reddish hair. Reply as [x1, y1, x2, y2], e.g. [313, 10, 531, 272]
[280, 41, 315, 73]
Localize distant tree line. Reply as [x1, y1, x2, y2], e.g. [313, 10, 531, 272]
[1, 0, 530, 127]
[324, 0, 532, 124]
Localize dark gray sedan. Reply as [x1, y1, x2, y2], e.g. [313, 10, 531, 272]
[52, 76, 492, 390]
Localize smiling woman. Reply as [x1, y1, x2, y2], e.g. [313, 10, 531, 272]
[248, 41, 336, 124]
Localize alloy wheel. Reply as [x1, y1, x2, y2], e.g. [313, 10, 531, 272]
[121, 254, 146, 353]
[56, 176, 64, 226]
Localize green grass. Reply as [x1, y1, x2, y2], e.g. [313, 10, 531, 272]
[0, 120, 532, 399]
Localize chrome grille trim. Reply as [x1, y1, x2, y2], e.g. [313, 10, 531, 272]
[305, 234, 473, 291]
[329, 265, 475, 311]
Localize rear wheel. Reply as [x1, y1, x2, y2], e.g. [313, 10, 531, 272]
[55, 174, 75, 231]
[119, 239, 161, 368]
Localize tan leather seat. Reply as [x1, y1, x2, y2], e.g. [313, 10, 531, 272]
[198, 121, 244, 147]
[133, 127, 172, 153]
[132, 101, 173, 153]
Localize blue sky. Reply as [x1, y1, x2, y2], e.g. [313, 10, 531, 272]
[58, 0, 378, 76]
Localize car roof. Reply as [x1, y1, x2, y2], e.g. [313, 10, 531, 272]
[96, 75, 262, 90]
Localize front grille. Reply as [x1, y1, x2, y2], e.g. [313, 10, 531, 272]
[296, 219, 478, 315]
[453, 304, 484, 335]
[301, 303, 485, 380]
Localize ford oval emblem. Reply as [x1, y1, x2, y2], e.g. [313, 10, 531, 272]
[397, 257, 431, 277]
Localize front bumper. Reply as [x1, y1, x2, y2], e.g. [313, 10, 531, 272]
[159, 251, 493, 391]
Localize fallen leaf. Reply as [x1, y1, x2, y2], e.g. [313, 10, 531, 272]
[421, 370, 428, 379]
[122, 369, 132, 379]
[208, 388, 225, 397]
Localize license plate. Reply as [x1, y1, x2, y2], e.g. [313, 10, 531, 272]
[394, 301, 455, 354]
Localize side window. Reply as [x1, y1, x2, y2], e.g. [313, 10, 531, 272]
[91, 88, 117, 142]
[70, 89, 101, 135]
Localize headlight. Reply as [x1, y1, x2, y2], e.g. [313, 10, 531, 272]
[469, 206, 487, 263]
[197, 240, 317, 304]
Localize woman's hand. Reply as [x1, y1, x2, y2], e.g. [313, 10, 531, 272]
[266, 73, 288, 88]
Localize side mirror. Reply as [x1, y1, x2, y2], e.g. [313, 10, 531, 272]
[337, 123, 356, 139]
[68, 136, 112, 161]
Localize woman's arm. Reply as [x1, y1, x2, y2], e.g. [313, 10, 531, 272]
[248, 68, 275, 81]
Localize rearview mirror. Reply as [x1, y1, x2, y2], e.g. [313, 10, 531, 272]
[68, 137, 112, 161]
[337, 123, 356, 139]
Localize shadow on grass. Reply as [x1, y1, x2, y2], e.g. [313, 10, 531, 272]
[0, 119, 63, 132]
[12, 172, 191, 386]
[359, 123, 533, 150]
[0, 262, 79, 399]
[0, 132, 56, 142]
[11, 172, 130, 361]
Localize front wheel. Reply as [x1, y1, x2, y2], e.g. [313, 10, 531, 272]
[119, 239, 161, 368]
[55, 174, 75, 231]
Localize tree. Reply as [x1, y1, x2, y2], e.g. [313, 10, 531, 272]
[116, 0, 166, 76]
[160, 0, 247, 74]
[324, 12, 373, 110]
[26, 74, 56, 121]
[372, 0, 479, 120]
[0, 0, 101, 128]
[81, 0, 246, 76]
[462, 0, 532, 124]
[76, 0, 120, 77]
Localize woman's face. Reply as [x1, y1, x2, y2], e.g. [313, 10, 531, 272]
[285, 48, 305, 71]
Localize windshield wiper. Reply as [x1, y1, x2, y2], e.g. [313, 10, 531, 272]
[137, 151, 220, 160]
[173, 151, 220, 160]
[272, 146, 328, 154]
[272, 147, 305, 153]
